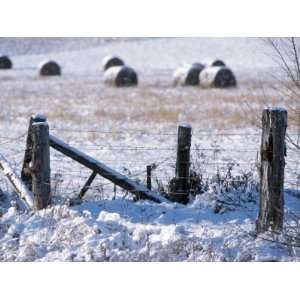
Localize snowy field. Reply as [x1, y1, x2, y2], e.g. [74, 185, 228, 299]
[0, 37, 300, 261]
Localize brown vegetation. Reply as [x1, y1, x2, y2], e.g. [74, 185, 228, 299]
[0, 72, 292, 134]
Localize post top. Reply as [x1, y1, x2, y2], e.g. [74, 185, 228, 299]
[31, 121, 49, 126]
[179, 123, 192, 129]
[264, 107, 287, 112]
[32, 113, 47, 122]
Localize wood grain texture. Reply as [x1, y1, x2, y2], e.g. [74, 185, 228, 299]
[256, 108, 287, 233]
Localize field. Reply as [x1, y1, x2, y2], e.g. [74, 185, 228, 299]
[0, 37, 300, 261]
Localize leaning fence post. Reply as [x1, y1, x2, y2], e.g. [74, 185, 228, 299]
[170, 124, 192, 204]
[256, 108, 287, 233]
[21, 114, 47, 190]
[31, 121, 51, 210]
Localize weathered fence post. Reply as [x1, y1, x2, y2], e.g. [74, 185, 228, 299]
[256, 108, 287, 233]
[31, 121, 51, 209]
[147, 165, 152, 190]
[21, 114, 47, 190]
[169, 124, 192, 204]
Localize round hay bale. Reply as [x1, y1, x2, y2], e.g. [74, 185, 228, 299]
[39, 60, 61, 76]
[0, 55, 12, 69]
[192, 62, 206, 70]
[173, 63, 205, 86]
[199, 66, 237, 88]
[104, 66, 138, 87]
[173, 66, 190, 86]
[102, 55, 125, 71]
[211, 59, 226, 67]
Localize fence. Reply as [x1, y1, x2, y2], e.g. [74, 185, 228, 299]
[0, 108, 299, 233]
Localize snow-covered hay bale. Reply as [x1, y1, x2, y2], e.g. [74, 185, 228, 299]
[200, 66, 237, 88]
[104, 66, 138, 87]
[192, 62, 206, 70]
[39, 60, 61, 76]
[211, 59, 226, 67]
[102, 55, 125, 71]
[173, 63, 205, 86]
[0, 55, 12, 69]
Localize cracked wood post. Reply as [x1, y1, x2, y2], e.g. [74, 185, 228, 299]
[256, 108, 287, 233]
[171, 124, 192, 204]
[31, 121, 51, 209]
[21, 114, 47, 190]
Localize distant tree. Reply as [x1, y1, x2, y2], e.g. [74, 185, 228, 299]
[264, 37, 300, 150]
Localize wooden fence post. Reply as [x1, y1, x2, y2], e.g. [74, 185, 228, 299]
[256, 108, 287, 233]
[169, 124, 192, 204]
[31, 121, 51, 210]
[21, 114, 46, 190]
[147, 165, 152, 190]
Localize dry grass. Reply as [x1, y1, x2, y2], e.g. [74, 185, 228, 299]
[0, 73, 294, 133]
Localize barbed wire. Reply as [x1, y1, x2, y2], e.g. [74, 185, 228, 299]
[0, 125, 299, 200]
[51, 126, 300, 138]
[0, 132, 27, 146]
[50, 144, 260, 152]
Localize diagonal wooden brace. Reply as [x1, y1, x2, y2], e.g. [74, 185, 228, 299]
[79, 171, 97, 199]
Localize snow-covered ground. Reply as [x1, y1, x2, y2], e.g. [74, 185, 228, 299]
[0, 38, 300, 261]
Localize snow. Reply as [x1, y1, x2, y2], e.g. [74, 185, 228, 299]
[0, 37, 300, 261]
[0, 153, 34, 210]
[2, 37, 278, 82]
[179, 123, 192, 129]
[1, 192, 299, 261]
